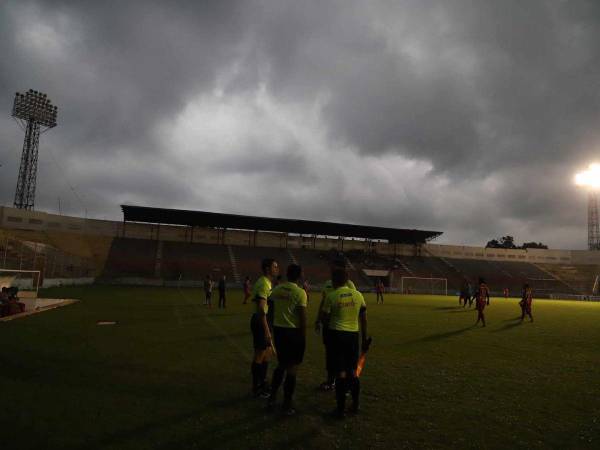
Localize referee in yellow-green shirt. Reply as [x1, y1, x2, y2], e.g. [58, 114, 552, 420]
[320, 265, 369, 418]
[315, 255, 356, 391]
[250, 258, 279, 397]
[266, 264, 307, 415]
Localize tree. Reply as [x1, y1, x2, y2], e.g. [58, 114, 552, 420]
[485, 236, 548, 249]
[522, 242, 548, 249]
[499, 235, 516, 249]
[485, 239, 500, 248]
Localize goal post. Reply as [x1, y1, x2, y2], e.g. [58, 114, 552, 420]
[400, 277, 447, 296]
[0, 269, 41, 298]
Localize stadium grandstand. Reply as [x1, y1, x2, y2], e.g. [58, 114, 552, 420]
[2, 204, 600, 299]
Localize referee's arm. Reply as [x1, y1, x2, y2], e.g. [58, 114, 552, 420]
[258, 297, 272, 346]
[314, 291, 327, 331]
[297, 306, 307, 338]
[319, 308, 330, 331]
[359, 307, 368, 349]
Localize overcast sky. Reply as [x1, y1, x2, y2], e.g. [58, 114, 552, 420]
[1, 0, 600, 249]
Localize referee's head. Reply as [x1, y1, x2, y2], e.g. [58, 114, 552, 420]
[330, 252, 347, 269]
[261, 258, 279, 277]
[331, 267, 348, 289]
[287, 264, 302, 283]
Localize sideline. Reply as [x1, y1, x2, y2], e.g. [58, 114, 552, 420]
[0, 299, 79, 322]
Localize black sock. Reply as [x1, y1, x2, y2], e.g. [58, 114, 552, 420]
[283, 374, 296, 406]
[335, 377, 347, 412]
[349, 376, 360, 407]
[251, 362, 260, 390]
[270, 366, 285, 400]
[261, 361, 269, 386]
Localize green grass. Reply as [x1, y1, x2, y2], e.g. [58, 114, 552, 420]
[1, 286, 600, 449]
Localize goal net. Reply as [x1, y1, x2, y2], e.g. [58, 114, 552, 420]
[0, 269, 41, 298]
[400, 277, 447, 296]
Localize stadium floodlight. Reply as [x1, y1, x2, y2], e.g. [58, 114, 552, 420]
[575, 164, 600, 250]
[575, 163, 600, 190]
[11, 89, 58, 210]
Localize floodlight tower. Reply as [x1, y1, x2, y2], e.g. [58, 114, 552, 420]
[11, 89, 58, 210]
[575, 164, 600, 250]
[588, 191, 600, 250]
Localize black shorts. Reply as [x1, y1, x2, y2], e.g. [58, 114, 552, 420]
[274, 327, 306, 366]
[328, 329, 359, 374]
[322, 326, 331, 345]
[250, 313, 269, 350]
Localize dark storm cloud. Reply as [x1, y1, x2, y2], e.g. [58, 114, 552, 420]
[1, 0, 599, 248]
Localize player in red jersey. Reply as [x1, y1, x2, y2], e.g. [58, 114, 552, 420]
[243, 276, 251, 304]
[375, 279, 385, 304]
[503, 287, 509, 299]
[519, 283, 534, 322]
[302, 278, 310, 304]
[475, 278, 490, 327]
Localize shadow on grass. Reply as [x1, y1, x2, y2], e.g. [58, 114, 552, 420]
[433, 306, 461, 311]
[81, 405, 274, 450]
[191, 330, 250, 341]
[77, 392, 279, 450]
[492, 320, 523, 332]
[153, 415, 320, 450]
[448, 309, 473, 313]
[405, 325, 475, 344]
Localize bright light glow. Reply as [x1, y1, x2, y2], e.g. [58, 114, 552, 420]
[575, 163, 600, 190]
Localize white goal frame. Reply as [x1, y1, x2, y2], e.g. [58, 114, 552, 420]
[400, 276, 447, 296]
[0, 269, 41, 298]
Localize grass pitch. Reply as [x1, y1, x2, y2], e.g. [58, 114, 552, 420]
[1, 286, 600, 450]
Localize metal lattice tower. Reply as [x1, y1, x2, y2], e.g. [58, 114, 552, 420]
[12, 90, 58, 210]
[588, 191, 600, 250]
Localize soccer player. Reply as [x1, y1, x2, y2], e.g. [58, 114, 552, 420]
[315, 255, 356, 391]
[375, 279, 385, 304]
[459, 280, 471, 307]
[250, 258, 279, 397]
[218, 275, 226, 309]
[520, 283, 534, 322]
[320, 266, 369, 418]
[467, 282, 474, 308]
[243, 276, 251, 304]
[302, 278, 310, 304]
[475, 277, 490, 327]
[503, 287, 509, 299]
[267, 264, 307, 415]
[203, 275, 213, 307]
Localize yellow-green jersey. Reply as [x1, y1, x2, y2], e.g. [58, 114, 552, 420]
[251, 275, 272, 314]
[269, 281, 307, 329]
[321, 279, 356, 301]
[322, 286, 366, 332]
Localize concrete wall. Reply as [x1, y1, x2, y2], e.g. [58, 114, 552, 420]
[42, 277, 95, 287]
[3, 205, 600, 266]
[422, 243, 576, 264]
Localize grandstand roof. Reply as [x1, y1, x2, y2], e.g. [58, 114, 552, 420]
[121, 205, 442, 244]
